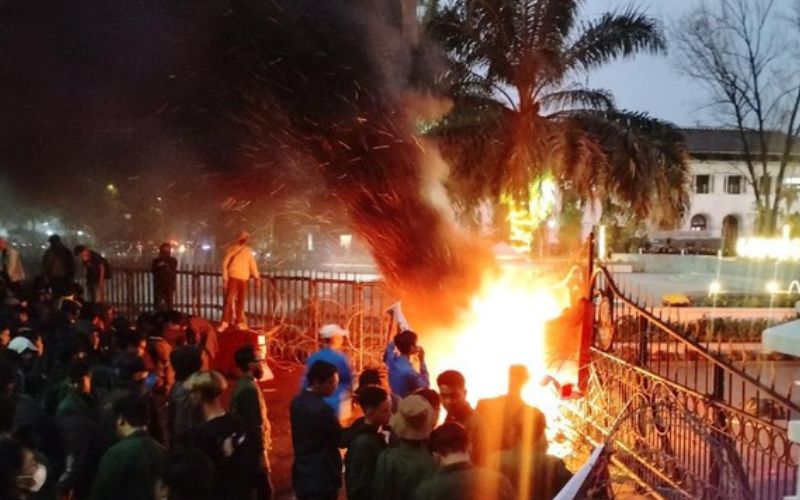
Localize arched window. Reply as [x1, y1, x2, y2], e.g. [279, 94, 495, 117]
[690, 214, 707, 231]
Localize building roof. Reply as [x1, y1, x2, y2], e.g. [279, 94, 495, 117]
[679, 127, 800, 159]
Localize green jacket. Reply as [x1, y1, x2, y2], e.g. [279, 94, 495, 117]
[414, 462, 514, 500]
[341, 418, 387, 500]
[55, 389, 104, 498]
[230, 375, 271, 457]
[372, 440, 436, 500]
[491, 447, 573, 500]
[89, 430, 166, 500]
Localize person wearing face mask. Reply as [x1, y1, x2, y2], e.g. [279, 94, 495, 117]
[0, 438, 47, 500]
[0, 395, 50, 500]
[230, 346, 273, 500]
[89, 394, 166, 500]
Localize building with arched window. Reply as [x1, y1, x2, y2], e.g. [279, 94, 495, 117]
[642, 128, 800, 253]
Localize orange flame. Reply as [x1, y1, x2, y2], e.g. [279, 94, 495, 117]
[424, 265, 578, 457]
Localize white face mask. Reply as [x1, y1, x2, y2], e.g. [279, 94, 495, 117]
[21, 463, 47, 492]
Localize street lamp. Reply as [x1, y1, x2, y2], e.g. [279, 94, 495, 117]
[766, 281, 781, 294]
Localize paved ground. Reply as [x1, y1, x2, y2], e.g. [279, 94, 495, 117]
[259, 363, 307, 499]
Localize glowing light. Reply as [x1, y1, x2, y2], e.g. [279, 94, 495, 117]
[45, 230, 54, 236]
[107, 183, 116, 192]
[201, 244, 211, 251]
[426, 267, 576, 457]
[340, 234, 353, 250]
[767, 281, 781, 294]
[708, 281, 722, 295]
[501, 178, 557, 252]
[77, 230, 84, 236]
[177, 244, 186, 254]
[546, 219, 558, 229]
[737, 237, 800, 260]
[307, 233, 314, 251]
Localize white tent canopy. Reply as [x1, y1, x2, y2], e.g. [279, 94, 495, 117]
[763, 318, 800, 357]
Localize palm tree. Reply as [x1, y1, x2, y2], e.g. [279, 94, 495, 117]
[423, 0, 690, 228]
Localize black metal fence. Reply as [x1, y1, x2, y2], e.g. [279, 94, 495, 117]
[101, 267, 394, 370]
[568, 265, 800, 499]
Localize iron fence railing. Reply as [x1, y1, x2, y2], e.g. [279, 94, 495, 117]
[97, 267, 394, 370]
[572, 265, 800, 499]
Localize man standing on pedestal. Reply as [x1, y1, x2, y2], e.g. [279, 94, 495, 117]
[219, 231, 260, 332]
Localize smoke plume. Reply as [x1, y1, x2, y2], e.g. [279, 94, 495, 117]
[0, 0, 491, 321]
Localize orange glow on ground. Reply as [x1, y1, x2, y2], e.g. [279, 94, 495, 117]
[425, 265, 580, 457]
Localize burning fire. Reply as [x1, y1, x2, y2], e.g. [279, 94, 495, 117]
[425, 265, 579, 457]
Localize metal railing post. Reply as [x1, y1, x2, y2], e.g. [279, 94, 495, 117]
[125, 269, 135, 316]
[356, 282, 364, 373]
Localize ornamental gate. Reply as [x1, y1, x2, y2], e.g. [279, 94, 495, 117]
[568, 265, 800, 499]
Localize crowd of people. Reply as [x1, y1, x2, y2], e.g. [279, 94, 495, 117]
[0, 233, 572, 500]
[293, 326, 573, 500]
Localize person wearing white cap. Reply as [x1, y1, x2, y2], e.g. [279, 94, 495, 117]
[8, 336, 41, 356]
[219, 230, 260, 332]
[300, 324, 353, 420]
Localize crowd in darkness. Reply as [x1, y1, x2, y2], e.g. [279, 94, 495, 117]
[0, 233, 572, 500]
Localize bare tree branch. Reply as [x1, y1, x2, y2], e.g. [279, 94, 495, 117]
[674, 0, 800, 234]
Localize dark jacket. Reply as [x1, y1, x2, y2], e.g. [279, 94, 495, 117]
[151, 255, 178, 290]
[341, 417, 387, 500]
[97, 386, 165, 448]
[42, 244, 75, 281]
[13, 392, 61, 463]
[168, 381, 203, 449]
[191, 413, 254, 500]
[476, 395, 528, 460]
[89, 429, 166, 500]
[188, 316, 218, 362]
[491, 447, 572, 500]
[372, 440, 436, 500]
[82, 251, 108, 285]
[444, 403, 484, 464]
[55, 389, 104, 499]
[290, 390, 342, 497]
[230, 374, 271, 460]
[414, 462, 514, 500]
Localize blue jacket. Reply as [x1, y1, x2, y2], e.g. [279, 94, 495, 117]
[384, 341, 429, 398]
[302, 347, 353, 412]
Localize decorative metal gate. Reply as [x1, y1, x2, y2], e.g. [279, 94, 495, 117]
[570, 266, 800, 499]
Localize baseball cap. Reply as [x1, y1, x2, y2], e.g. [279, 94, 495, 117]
[8, 337, 39, 355]
[319, 324, 348, 339]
